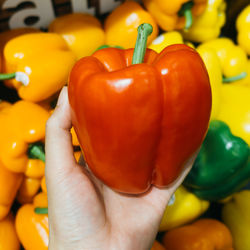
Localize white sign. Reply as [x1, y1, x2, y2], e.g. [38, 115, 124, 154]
[2, 0, 55, 29]
[71, 0, 95, 15]
[99, 0, 121, 14]
[1, 0, 127, 29]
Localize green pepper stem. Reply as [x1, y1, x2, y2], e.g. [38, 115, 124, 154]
[96, 45, 124, 51]
[28, 143, 45, 162]
[184, 8, 193, 30]
[0, 72, 16, 81]
[35, 207, 48, 214]
[178, 1, 194, 30]
[132, 23, 153, 65]
[223, 72, 247, 83]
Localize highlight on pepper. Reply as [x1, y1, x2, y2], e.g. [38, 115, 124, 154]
[68, 23, 211, 194]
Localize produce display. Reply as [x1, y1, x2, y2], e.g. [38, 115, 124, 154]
[0, 0, 249, 249]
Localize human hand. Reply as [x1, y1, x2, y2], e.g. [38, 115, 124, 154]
[45, 87, 197, 250]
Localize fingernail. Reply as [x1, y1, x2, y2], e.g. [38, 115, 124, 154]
[56, 87, 67, 107]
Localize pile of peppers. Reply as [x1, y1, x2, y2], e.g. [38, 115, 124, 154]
[0, 0, 249, 249]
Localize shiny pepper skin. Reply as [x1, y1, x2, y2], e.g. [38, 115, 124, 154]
[68, 44, 211, 194]
[148, 31, 185, 53]
[184, 120, 250, 201]
[199, 38, 248, 80]
[181, 0, 226, 42]
[159, 185, 209, 231]
[3, 32, 76, 102]
[162, 218, 234, 250]
[49, 13, 105, 60]
[104, 1, 159, 49]
[15, 192, 48, 250]
[0, 27, 38, 72]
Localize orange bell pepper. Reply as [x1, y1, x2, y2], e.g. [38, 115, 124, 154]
[0, 101, 49, 173]
[15, 191, 48, 250]
[0, 32, 76, 102]
[162, 218, 234, 250]
[49, 13, 105, 60]
[143, 0, 207, 31]
[0, 159, 23, 220]
[151, 240, 166, 250]
[104, 1, 159, 49]
[0, 213, 20, 250]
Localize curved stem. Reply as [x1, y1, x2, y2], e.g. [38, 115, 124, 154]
[28, 142, 45, 162]
[0, 72, 16, 81]
[132, 23, 153, 65]
[184, 8, 193, 30]
[178, 1, 194, 30]
[223, 72, 247, 83]
[35, 207, 48, 214]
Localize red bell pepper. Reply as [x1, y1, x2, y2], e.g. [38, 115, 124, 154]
[68, 24, 211, 194]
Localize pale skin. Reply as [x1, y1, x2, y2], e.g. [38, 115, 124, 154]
[45, 87, 197, 250]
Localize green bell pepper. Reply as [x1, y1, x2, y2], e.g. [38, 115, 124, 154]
[184, 120, 250, 201]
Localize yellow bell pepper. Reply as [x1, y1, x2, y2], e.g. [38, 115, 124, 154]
[1, 32, 76, 102]
[143, 0, 207, 31]
[0, 101, 49, 173]
[49, 13, 105, 60]
[16, 177, 48, 250]
[196, 45, 223, 119]
[0, 27, 38, 72]
[0, 102, 22, 219]
[16, 193, 48, 250]
[216, 84, 250, 145]
[234, 59, 250, 87]
[17, 159, 45, 204]
[200, 38, 248, 83]
[104, 1, 159, 49]
[148, 31, 195, 54]
[0, 158, 23, 220]
[0, 213, 20, 250]
[148, 31, 184, 53]
[236, 5, 250, 55]
[181, 0, 226, 42]
[222, 190, 250, 250]
[159, 186, 209, 231]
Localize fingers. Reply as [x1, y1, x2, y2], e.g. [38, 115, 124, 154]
[45, 87, 76, 180]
